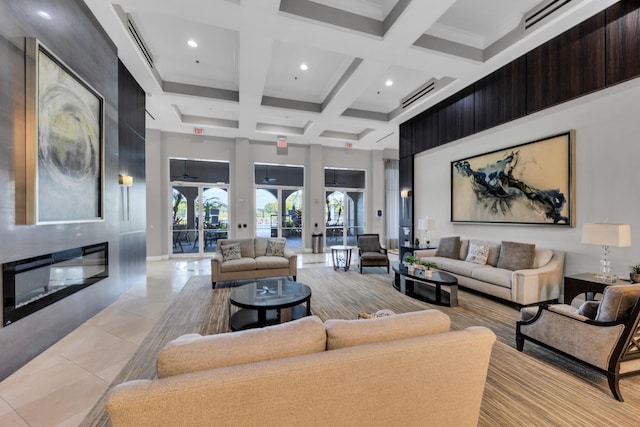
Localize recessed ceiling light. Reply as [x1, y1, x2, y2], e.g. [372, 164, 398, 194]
[187, 39, 198, 48]
[385, 79, 393, 87]
[300, 63, 308, 71]
[37, 10, 51, 20]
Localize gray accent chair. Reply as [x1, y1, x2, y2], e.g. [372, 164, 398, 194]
[357, 234, 389, 274]
[516, 284, 640, 401]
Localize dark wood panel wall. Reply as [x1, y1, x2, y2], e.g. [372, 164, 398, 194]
[527, 12, 606, 113]
[118, 60, 147, 289]
[606, 1, 640, 85]
[399, 1, 640, 235]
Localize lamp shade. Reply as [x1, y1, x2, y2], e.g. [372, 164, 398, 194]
[581, 223, 631, 247]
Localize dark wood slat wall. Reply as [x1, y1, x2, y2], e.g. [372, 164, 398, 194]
[413, 106, 439, 153]
[475, 56, 527, 133]
[527, 12, 605, 113]
[398, 0, 640, 231]
[399, 120, 413, 159]
[438, 85, 475, 145]
[118, 60, 146, 289]
[606, 2, 640, 85]
[398, 156, 413, 245]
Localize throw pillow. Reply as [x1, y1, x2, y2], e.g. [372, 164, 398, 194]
[595, 285, 640, 322]
[266, 238, 286, 257]
[435, 236, 461, 260]
[221, 243, 242, 261]
[576, 300, 600, 320]
[465, 241, 490, 265]
[496, 241, 536, 271]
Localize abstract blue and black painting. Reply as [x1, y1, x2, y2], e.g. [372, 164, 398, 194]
[451, 132, 574, 226]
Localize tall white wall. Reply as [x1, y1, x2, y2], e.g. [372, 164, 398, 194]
[414, 77, 640, 277]
[145, 132, 398, 259]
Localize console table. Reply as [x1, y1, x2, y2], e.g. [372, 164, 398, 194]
[398, 244, 436, 263]
[563, 273, 614, 305]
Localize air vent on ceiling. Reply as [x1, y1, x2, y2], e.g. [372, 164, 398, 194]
[524, 0, 572, 31]
[401, 79, 436, 109]
[127, 15, 154, 69]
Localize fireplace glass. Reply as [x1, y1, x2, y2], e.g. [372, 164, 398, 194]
[3, 242, 108, 326]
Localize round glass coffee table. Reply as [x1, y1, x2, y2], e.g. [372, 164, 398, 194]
[228, 279, 312, 331]
[392, 263, 458, 307]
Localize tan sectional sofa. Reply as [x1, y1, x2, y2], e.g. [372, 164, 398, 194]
[106, 311, 496, 427]
[414, 237, 565, 306]
[211, 237, 297, 287]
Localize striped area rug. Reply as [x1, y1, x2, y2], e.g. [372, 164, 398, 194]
[82, 266, 640, 426]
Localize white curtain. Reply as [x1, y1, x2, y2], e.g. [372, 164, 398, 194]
[384, 159, 399, 250]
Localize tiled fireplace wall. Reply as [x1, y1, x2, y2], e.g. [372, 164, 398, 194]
[0, 0, 146, 380]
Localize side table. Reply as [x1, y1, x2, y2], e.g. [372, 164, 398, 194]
[330, 245, 355, 271]
[564, 273, 613, 305]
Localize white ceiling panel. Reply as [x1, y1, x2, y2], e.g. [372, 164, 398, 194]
[349, 65, 435, 113]
[263, 41, 354, 104]
[312, 0, 399, 20]
[83, 0, 616, 150]
[131, 11, 239, 90]
[425, 0, 543, 48]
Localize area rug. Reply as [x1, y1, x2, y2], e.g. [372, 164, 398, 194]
[82, 267, 640, 426]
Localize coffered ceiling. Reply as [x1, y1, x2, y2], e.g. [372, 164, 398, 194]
[82, 0, 617, 150]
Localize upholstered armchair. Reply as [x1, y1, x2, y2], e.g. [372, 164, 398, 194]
[357, 234, 389, 274]
[516, 284, 640, 401]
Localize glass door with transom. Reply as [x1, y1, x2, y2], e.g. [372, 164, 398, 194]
[254, 164, 304, 250]
[325, 190, 365, 247]
[171, 185, 229, 256]
[255, 187, 303, 250]
[324, 168, 366, 247]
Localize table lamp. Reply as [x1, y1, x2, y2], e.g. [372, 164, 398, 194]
[581, 223, 631, 282]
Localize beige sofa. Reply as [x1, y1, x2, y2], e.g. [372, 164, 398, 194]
[106, 311, 496, 427]
[211, 237, 297, 287]
[414, 237, 565, 306]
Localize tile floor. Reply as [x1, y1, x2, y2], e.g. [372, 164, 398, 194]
[0, 251, 360, 426]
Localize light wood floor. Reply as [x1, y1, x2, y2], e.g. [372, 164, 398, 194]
[0, 254, 328, 427]
[4, 252, 640, 426]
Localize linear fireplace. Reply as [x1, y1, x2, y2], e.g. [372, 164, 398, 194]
[3, 242, 108, 326]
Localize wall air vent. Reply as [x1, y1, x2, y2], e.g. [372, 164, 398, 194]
[524, 0, 572, 31]
[127, 15, 154, 69]
[401, 79, 436, 109]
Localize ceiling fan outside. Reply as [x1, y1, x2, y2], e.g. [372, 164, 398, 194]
[330, 169, 342, 187]
[171, 160, 199, 181]
[262, 165, 277, 184]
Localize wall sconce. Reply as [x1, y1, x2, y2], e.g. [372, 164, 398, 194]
[119, 174, 133, 187]
[119, 174, 133, 220]
[400, 189, 411, 217]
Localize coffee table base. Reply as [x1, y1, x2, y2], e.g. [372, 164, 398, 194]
[396, 275, 458, 307]
[229, 304, 310, 331]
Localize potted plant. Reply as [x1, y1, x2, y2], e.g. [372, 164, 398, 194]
[630, 265, 640, 283]
[403, 255, 416, 273]
[421, 261, 437, 278]
[403, 255, 416, 266]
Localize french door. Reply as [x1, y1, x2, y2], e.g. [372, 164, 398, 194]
[255, 186, 303, 250]
[171, 184, 229, 256]
[325, 190, 365, 247]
